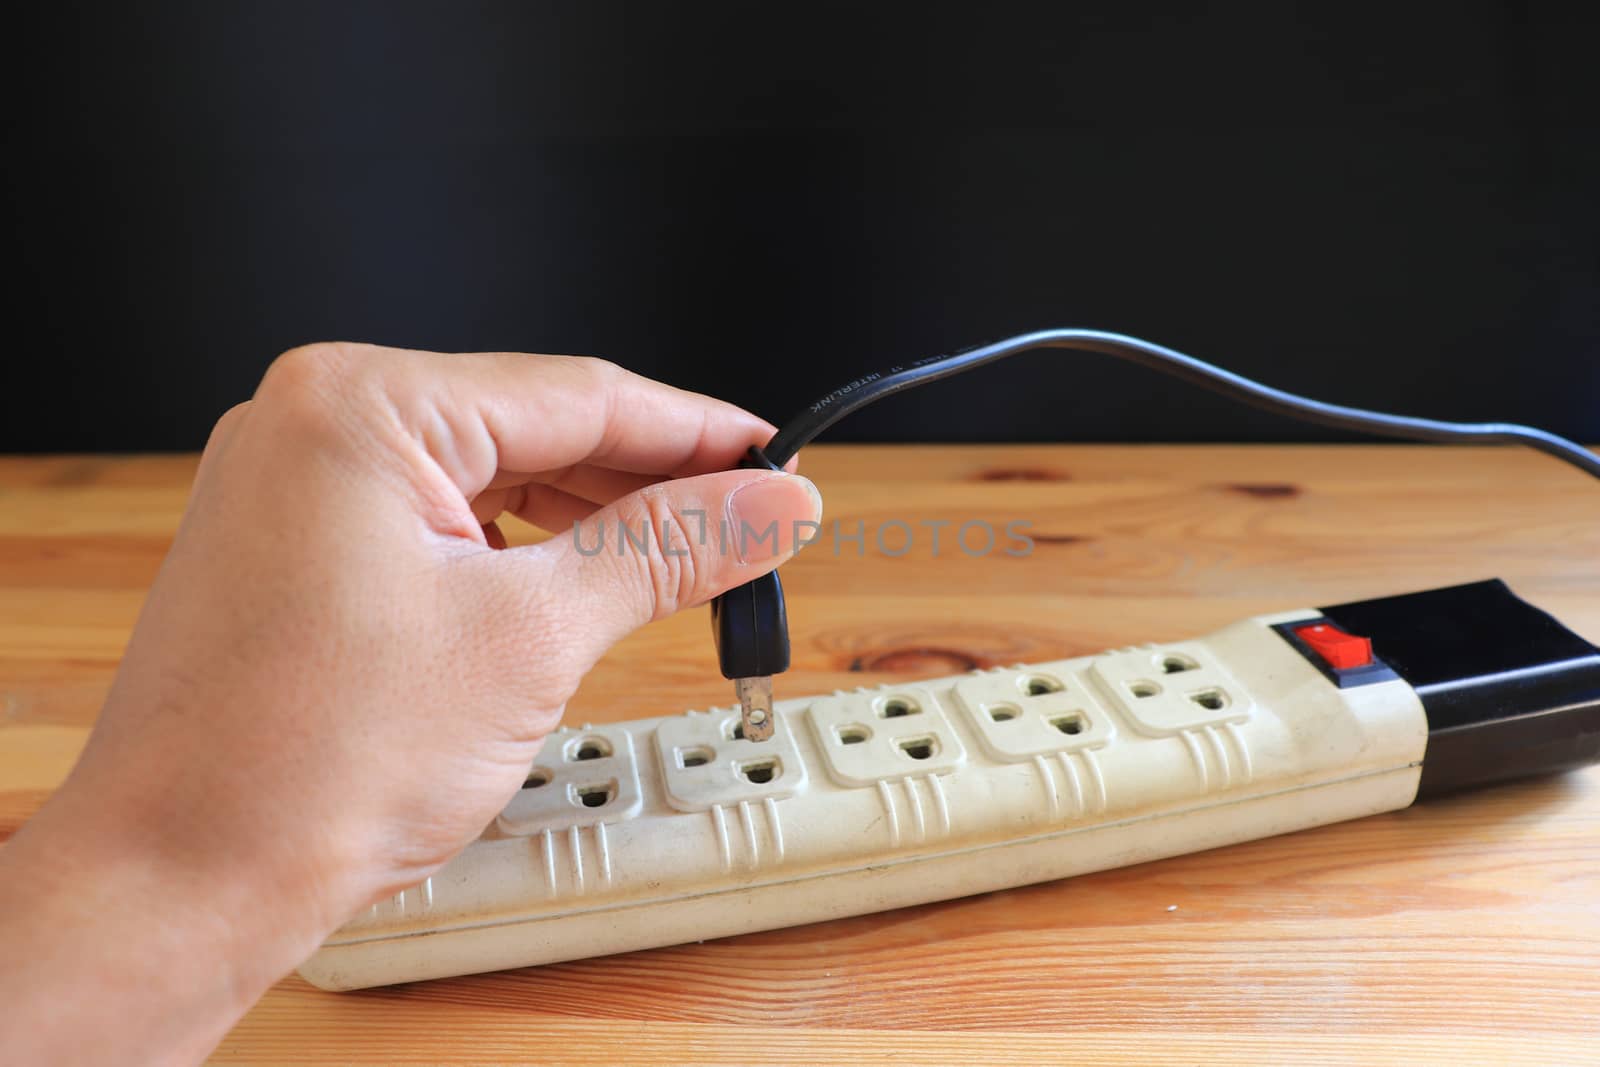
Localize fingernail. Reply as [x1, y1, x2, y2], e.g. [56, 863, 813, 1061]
[725, 474, 823, 564]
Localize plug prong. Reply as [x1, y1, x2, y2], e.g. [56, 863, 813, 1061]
[734, 676, 775, 741]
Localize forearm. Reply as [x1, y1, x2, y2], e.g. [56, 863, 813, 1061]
[0, 773, 331, 1066]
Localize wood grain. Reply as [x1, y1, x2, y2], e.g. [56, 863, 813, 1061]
[2, 445, 1597, 1065]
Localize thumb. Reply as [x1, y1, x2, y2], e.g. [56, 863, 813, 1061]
[532, 469, 822, 665]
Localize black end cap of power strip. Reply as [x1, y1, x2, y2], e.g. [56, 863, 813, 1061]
[1319, 579, 1600, 798]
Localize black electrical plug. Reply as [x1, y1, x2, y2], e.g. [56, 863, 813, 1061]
[710, 445, 792, 741]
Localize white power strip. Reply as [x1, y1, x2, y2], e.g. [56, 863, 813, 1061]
[300, 603, 1434, 990]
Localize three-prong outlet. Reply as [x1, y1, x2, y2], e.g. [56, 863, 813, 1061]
[1089, 644, 1249, 735]
[497, 725, 645, 833]
[653, 710, 809, 811]
[952, 667, 1115, 761]
[806, 685, 966, 787]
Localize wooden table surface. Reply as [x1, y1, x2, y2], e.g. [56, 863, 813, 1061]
[3, 444, 1598, 1065]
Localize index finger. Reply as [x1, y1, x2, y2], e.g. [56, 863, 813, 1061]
[396, 349, 794, 495]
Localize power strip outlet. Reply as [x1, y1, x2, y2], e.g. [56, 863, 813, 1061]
[299, 580, 1600, 990]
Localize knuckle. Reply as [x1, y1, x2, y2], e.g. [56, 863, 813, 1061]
[571, 354, 622, 382]
[262, 341, 355, 400]
[563, 354, 631, 398]
[256, 342, 387, 441]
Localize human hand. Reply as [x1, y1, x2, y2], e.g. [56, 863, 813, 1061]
[0, 344, 820, 1064]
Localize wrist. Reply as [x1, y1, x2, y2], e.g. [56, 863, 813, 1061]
[0, 762, 342, 1063]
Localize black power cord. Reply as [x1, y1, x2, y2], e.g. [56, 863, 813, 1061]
[761, 329, 1600, 474]
[713, 328, 1600, 739]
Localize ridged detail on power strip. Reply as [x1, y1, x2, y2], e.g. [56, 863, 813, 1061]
[1030, 750, 1109, 819]
[872, 774, 953, 847]
[708, 798, 787, 870]
[367, 878, 436, 921]
[525, 823, 617, 896]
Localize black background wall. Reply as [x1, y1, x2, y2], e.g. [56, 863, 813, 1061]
[5, 2, 1597, 453]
